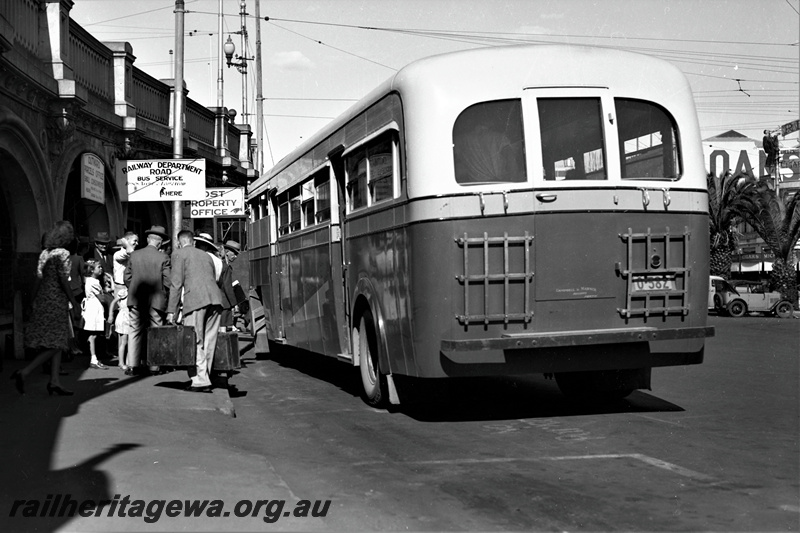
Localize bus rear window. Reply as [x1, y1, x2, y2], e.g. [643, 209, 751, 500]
[453, 99, 526, 185]
[539, 97, 607, 181]
[616, 98, 681, 180]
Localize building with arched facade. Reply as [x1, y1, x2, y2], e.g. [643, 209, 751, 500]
[0, 0, 255, 344]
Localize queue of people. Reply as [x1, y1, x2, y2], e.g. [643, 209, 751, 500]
[11, 220, 243, 396]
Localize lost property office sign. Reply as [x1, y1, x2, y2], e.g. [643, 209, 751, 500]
[185, 187, 246, 218]
[118, 159, 206, 202]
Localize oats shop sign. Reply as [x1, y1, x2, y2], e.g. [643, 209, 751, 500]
[117, 159, 206, 202]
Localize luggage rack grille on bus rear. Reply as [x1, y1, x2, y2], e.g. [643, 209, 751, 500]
[617, 226, 691, 318]
[455, 232, 534, 325]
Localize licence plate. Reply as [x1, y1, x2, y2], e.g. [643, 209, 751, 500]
[632, 274, 676, 292]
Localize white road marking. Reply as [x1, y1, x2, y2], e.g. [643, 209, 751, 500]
[284, 408, 362, 416]
[633, 414, 684, 426]
[352, 453, 716, 483]
[542, 454, 716, 482]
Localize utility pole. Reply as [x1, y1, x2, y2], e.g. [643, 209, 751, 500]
[172, 0, 186, 244]
[216, 0, 225, 156]
[254, 0, 264, 176]
[239, 1, 249, 125]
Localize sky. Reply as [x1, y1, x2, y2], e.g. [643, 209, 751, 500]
[69, 0, 800, 168]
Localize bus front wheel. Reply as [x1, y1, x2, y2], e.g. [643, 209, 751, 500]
[355, 309, 387, 407]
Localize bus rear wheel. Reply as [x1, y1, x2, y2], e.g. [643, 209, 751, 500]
[355, 309, 387, 407]
[554, 370, 635, 401]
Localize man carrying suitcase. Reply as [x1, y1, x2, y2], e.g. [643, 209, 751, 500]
[166, 230, 223, 393]
[124, 225, 170, 376]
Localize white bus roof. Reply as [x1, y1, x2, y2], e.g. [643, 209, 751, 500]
[249, 44, 697, 198]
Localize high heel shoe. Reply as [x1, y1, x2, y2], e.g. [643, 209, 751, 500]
[9, 370, 24, 395]
[46, 383, 73, 396]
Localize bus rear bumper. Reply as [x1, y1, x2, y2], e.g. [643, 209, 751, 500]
[436, 326, 714, 376]
[441, 326, 714, 352]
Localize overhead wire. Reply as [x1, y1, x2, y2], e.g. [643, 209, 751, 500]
[76, 5, 799, 141]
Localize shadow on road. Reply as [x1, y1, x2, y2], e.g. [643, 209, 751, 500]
[395, 376, 685, 422]
[247, 344, 685, 423]
[0, 365, 148, 533]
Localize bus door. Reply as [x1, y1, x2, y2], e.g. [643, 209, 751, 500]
[524, 88, 624, 331]
[327, 146, 352, 357]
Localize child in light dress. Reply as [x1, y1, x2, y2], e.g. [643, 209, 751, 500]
[108, 287, 131, 371]
[82, 260, 109, 369]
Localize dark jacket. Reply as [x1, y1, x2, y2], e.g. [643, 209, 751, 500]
[219, 262, 236, 310]
[124, 245, 171, 311]
[84, 246, 113, 277]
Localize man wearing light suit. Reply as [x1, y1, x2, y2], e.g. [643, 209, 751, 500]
[167, 230, 223, 393]
[124, 225, 171, 376]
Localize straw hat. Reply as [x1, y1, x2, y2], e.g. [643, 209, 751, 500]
[194, 232, 216, 250]
[223, 240, 241, 254]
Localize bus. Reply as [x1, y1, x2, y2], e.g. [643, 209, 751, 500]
[247, 44, 715, 407]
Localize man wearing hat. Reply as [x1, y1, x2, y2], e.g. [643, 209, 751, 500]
[219, 240, 241, 329]
[124, 225, 171, 376]
[193, 232, 223, 280]
[83, 230, 114, 277]
[167, 230, 223, 392]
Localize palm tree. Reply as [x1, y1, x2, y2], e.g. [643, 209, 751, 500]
[707, 171, 759, 279]
[737, 180, 800, 308]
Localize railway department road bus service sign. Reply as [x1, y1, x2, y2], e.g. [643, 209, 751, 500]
[184, 187, 246, 218]
[117, 159, 206, 202]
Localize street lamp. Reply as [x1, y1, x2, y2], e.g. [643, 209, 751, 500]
[223, 35, 252, 73]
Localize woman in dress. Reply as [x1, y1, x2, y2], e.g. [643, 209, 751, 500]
[10, 221, 81, 395]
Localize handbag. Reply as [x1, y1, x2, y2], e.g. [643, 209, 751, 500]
[76, 299, 86, 330]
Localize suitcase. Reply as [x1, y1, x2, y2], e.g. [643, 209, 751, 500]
[147, 325, 196, 366]
[213, 331, 240, 371]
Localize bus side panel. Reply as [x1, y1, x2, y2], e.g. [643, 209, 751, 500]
[346, 208, 412, 377]
[248, 219, 278, 343]
[326, 238, 348, 357]
[277, 227, 344, 357]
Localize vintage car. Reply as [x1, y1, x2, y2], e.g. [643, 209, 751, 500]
[708, 275, 725, 311]
[715, 280, 794, 318]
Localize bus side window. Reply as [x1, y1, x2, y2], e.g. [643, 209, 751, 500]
[538, 97, 606, 181]
[301, 181, 315, 227]
[315, 178, 331, 223]
[278, 196, 290, 235]
[453, 99, 526, 185]
[368, 138, 394, 204]
[616, 98, 681, 180]
[345, 132, 397, 211]
[347, 149, 368, 211]
[278, 186, 301, 236]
